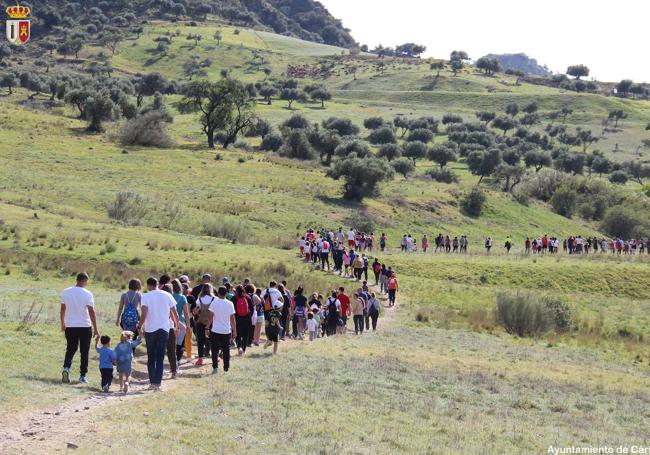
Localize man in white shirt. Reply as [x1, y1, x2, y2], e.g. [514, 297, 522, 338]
[60, 272, 98, 384]
[205, 286, 236, 375]
[348, 228, 356, 248]
[137, 277, 180, 389]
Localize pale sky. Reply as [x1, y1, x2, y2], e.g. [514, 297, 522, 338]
[319, 0, 649, 83]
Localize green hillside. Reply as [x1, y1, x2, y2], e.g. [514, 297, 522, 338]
[1, 18, 650, 454]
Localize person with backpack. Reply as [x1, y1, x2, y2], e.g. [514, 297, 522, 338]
[293, 287, 308, 340]
[325, 291, 341, 336]
[372, 258, 382, 286]
[232, 285, 253, 356]
[263, 281, 284, 337]
[320, 238, 331, 271]
[380, 264, 388, 294]
[380, 233, 387, 252]
[116, 279, 141, 336]
[192, 284, 214, 366]
[205, 286, 236, 375]
[387, 272, 399, 307]
[367, 292, 381, 331]
[264, 301, 283, 354]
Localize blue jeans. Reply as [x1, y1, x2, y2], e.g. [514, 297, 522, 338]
[145, 329, 169, 385]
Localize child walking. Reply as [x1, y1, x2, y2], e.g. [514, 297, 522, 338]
[264, 301, 283, 354]
[306, 312, 317, 341]
[114, 329, 142, 394]
[95, 335, 116, 392]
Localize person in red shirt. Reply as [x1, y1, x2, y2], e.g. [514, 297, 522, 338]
[336, 287, 350, 334]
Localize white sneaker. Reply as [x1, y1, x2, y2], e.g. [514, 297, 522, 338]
[212, 368, 219, 375]
[123, 382, 129, 394]
[238, 348, 243, 356]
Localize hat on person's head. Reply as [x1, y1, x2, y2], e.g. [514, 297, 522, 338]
[272, 301, 283, 310]
[202, 274, 212, 282]
[222, 276, 230, 285]
[179, 275, 190, 284]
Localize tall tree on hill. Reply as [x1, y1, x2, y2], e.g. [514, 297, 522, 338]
[566, 64, 589, 80]
[310, 87, 332, 108]
[616, 79, 633, 96]
[280, 88, 305, 109]
[395, 43, 427, 58]
[84, 92, 117, 132]
[576, 128, 599, 152]
[430, 60, 445, 77]
[467, 148, 501, 183]
[449, 50, 469, 76]
[178, 78, 256, 149]
[475, 57, 500, 75]
[134, 72, 170, 107]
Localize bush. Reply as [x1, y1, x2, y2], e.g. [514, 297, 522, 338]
[377, 143, 401, 161]
[326, 154, 394, 201]
[496, 292, 554, 337]
[608, 170, 629, 185]
[335, 139, 370, 158]
[391, 157, 415, 178]
[322, 117, 359, 136]
[426, 168, 459, 184]
[368, 126, 396, 145]
[281, 114, 311, 131]
[119, 111, 173, 147]
[279, 130, 316, 160]
[345, 211, 375, 234]
[363, 117, 385, 130]
[460, 187, 486, 217]
[203, 217, 248, 243]
[407, 128, 434, 143]
[260, 133, 283, 152]
[600, 206, 650, 239]
[107, 190, 148, 225]
[549, 184, 576, 218]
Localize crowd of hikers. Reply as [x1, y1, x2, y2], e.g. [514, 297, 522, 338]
[60, 265, 393, 393]
[314, 229, 650, 256]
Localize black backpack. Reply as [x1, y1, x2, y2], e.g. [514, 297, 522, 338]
[328, 298, 338, 316]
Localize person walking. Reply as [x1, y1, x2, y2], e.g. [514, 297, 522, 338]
[387, 272, 399, 307]
[136, 277, 180, 391]
[193, 283, 215, 365]
[171, 279, 191, 363]
[116, 279, 141, 334]
[351, 293, 365, 335]
[232, 285, 252, 356]
[205, 286, 236, 375]
[61, 272, 99, 384]
[367, 293, 381, 331]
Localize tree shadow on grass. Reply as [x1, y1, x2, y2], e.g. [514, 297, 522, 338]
[316, 194, 364, 210]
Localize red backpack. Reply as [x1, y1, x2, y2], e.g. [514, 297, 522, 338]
[235, 295, 250, 317]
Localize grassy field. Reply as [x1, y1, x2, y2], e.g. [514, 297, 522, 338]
[1, 20, 650, 453]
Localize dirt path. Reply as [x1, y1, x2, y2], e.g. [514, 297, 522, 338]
[0, 260, 399, 452]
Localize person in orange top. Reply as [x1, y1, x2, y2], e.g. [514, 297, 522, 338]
[387, 273, 398, 307]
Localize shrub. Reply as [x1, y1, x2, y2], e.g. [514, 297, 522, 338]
[279, 130, 316, 160]
[368, 126, 396, 145]
[407, 128, 434, 143]
[442, 113, 463, 124]
[391, 157, 415, 178]
[322, 117, 359, 136]
[608, 170, 629, 185]
[542, 296, 572, 332]
[377, 143, 401, 161]
[119, 110, 173, 147]
[363, 116, 385, 130]
[460, 187, 486, 217]
[260, 133, 283, 152]
[281, 114, 311, 131]
[107, 190, 148, 225]
[426, 168, 459, 184]
[345, 211, 375, 234]
[600, 206, 650, 239]
[203, 217, 248, 243]
[326, 154, 394, 201]
[496, 292, 555, 337]
[549, 185, 576, 218]
[335, 139, 370, 158]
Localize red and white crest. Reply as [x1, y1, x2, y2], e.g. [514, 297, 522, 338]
[6, 19, 29, 44]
